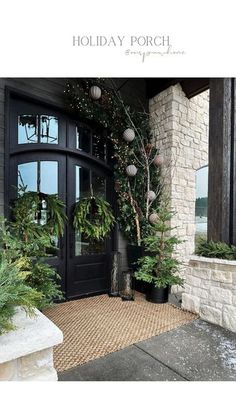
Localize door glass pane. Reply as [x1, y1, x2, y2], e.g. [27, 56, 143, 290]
[75, 165, 90, 199]
[18, 115, 38, 144]
[75, 166, 106, 256]
[40, 115, 58, 144]
[39, 161, 59, 254]
[17, 161, 59, 244]
[18, 162, 37, 192]
[92, 132, 106, 161]
[76, 126, 91, 153]
[40, 161, 58, 194]
[92, 172, 106, 197]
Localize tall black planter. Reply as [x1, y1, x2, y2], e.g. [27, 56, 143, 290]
[146, 284, 169, 304]
[127, 244, 148, 294]
[127, 244, 144, 271]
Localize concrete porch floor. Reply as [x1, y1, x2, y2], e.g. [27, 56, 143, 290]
[59, 317, 236, 381]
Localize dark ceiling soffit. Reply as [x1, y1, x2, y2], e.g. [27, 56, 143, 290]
[146, 78, 210, 99]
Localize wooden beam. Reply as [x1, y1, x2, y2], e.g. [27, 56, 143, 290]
[208, 78, 234, 243]
[230, 79, 236, 244]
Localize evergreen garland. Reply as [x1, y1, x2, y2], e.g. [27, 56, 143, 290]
[196, 239, 236, 260]
[64, 78, 162, 245]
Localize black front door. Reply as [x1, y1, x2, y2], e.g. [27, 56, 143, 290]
[66, 157, 112, 298]
[7, 94, 114, 300]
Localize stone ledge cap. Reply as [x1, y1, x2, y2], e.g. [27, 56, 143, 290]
[190, 255, 236, 266]
[0, 308, 63, 364]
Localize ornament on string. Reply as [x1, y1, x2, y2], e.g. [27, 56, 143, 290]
[153, 155, 163, 167]
[126, 165, 137, 177]
[146, 190, 156, 202]
[89, 85, 102, 100]
[123, 128, 135, 143]
[149, 212, 159, 224]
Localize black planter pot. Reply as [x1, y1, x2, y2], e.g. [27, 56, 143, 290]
[146, 284, 169, 304]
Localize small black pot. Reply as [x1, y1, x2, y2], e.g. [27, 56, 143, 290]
[146, 284, 169, 304]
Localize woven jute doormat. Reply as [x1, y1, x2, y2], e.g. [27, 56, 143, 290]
[44, 293, 197, 372]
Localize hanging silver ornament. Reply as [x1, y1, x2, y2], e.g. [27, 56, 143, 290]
[89, 85, 102, 100]
[153, 155, 163, 167]
[146, 190, 156, 202]
[126, 165, 137, 177]
[123, 128, 135, 143]
[149, 212, 159, 224]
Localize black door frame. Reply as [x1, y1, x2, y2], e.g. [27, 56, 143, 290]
[5, 86, 117, 300]
[66, 155, 113, 299]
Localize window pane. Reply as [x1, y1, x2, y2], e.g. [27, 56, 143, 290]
[92, 132, 106, 160]
[75, 166, 106, 256]
[76, 126, 91, 153]
[40, 161, 58, 194]
[195, 166, 208, 243]
[75, 165, 90, 200]
[18, 162, 37, 192]
[40, 115, 58, 144]
[75, 233, 105, 256]
[18, 115, 38, 144]
[92, 172, 106, 198]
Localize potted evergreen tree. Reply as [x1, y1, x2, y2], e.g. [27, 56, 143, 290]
[135, 202, 183, 303]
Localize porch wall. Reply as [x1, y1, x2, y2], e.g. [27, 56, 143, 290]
[182, 256, 236, 332]
[150, 84, 209, 272]
[0, 307, 63, 381]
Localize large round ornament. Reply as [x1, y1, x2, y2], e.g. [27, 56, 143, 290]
[89, 85, 102, 100]
[123, 128, 135, 143]
[126, 164, 137, 177]
[153, 154, 163, 167]
[146, 190, 156, 202]
[149, 212, 159, 224]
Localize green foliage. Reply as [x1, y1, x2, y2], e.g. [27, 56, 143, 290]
[196, 238, 236, 260]
[0, 218, 63, 310]
[73, 196, 115, 240]
[135, 202, 183, 289]
[65, 79, 123, 133]
[195, 197, 208, 217]
[64, 79, 162, 245]
[12, 187, 67, 238]
[0, 256, 42, 335]
[0, 187, 65, 310]
[113, 132, 161, 245]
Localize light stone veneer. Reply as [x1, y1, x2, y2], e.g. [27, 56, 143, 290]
[150, 84, 209, 265]
[182, 255, 236, 332]
[0, 308, 63, 381]
[150, 83, 209, 293]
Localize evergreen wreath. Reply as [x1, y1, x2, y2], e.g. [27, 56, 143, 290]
[73, 196, 115, 241]
[11, 187, 67, 238]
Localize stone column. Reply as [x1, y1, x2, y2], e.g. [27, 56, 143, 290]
[149, 84, 209, 278]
